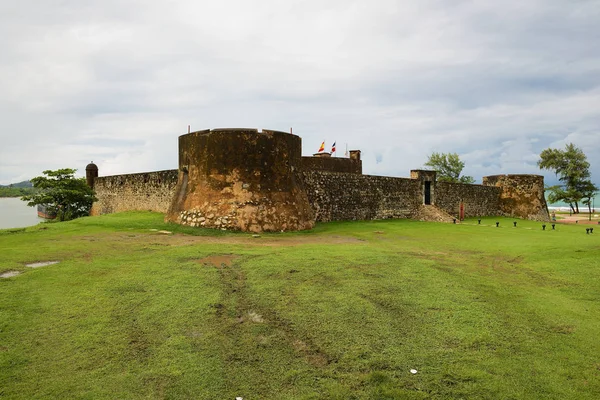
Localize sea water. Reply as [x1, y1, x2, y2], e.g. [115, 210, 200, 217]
[0, 198, 42, 229]
[546, 192, 597, 212]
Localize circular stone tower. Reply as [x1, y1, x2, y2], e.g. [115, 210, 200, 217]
[165, 128, 315, 232]
[482, 174, 550, 221]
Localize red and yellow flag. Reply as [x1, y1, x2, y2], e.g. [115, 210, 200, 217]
[318, 141, 325, 152]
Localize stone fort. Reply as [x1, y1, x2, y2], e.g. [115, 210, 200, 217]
[87, 128, 549, 232]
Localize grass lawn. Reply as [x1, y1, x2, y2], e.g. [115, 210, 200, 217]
[1, 212, 599, 399]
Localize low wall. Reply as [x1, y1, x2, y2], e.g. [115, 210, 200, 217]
[90, 170, 178, 215]
[301, 156, 362, 174]
[88, 167, 549, 226]
[435, 182, 502, 217]
[302, 171, 421, 222]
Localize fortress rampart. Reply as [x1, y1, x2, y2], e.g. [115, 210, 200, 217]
[165, 129, 314, 232]
[301, 150, 362, 174]
[90, 170, 178, 215]
[89, 128, 550, 230]
[301, 172, 421, 222]
[435, 182, 502, 218]
[483, 174, 549, 221]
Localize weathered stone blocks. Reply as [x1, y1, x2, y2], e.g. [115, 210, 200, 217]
[165, 129, 314, 232]
[90, 170, 178, 215]
[435, 182, 502, 217]
[89, 129, 550, 229]
[302, 171, 422, 222]
[301, 153, 362, 174]
[482, 174, 550, 221]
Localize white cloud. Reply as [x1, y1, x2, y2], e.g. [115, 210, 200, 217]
[1, 0, 599, 187]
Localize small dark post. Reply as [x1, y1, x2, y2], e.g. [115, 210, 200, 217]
[453, 218, 456, 224]
[586, 228, 590, 234]
[552, 224, 555, 230]
[542, 224, 546, 230]
[591, 228, 594, 233]
[513, 221, 517, 227]
[478, 219, 481, 224]
[576, 220, 578, 224]
[496, 222, 500, 227]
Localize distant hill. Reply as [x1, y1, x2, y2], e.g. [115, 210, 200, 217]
[0, 181, 35, 197]
[0, 180, 32, 188]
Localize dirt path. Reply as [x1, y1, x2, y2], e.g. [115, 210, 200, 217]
[141, 232, 369, 247]
[555, 214, 599, 225]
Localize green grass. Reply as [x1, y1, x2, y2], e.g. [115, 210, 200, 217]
[1, 212, 599, 399]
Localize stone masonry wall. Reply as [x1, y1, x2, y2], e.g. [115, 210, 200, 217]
[483, 174, 550, 221]
[90, 170, 178, 215]
[166, 129, 314, 232]
[302, 171, 422, 222]
[435, 182, 502, 217]
[301, 156, 362, 174]
[90, 168, 548, 224]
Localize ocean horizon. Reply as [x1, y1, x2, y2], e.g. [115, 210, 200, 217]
[545, 190, 596, 211]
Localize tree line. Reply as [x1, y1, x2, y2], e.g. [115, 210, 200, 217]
[0, 186, 37, 197]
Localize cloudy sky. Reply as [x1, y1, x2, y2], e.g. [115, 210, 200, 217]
[1, 0, 599, 186]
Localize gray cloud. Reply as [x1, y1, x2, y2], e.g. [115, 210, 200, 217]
[1, 0, 599, 189]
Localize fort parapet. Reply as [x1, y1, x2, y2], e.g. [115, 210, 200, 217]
[301, 150, 362, 174]
[89, 128, 550, 230]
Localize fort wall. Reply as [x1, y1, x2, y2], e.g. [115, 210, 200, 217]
[88, 128, 550, 230]
[166, 129, 314, 232]
[301, 171, 421, 222]
[435, 182, 502, 217]
[482, 174, 550, 221]
[90, 170, 177, 215]
[301, 155, 362, 174]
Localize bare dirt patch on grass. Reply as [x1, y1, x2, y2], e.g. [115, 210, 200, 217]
[134, 232, 367, 248]
[244, 311, 264, 323]
[1, 271, 21, 278]
[26, 261, 59, 268]
[556, 214, 599, 225]
[197, 254, 239, 268]
[1, 261, 60, 278]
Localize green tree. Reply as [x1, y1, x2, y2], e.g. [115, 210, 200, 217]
[579, 180, 598, 220]
[21, 169, 97, 221]
[424, 152, 475, 184]
[537, 143, 597, 214]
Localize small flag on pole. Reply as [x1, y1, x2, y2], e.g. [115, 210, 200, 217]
[331, 141, 336, 155]
[318, 141, 325, 152]
[345, 143, 348, 157]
